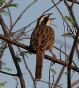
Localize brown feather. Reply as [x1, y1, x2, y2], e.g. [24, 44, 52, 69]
[35, 48, 44, 79]
[30, 25, 55, 79]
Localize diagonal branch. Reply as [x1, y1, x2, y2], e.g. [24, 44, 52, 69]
[0, 34, 79, 73]
[0, 15, 25, 88]
[64, 0, 79, 88]
[67, 30, 79, 88]
[0, 70, 17, 76]
[11, 0, 37, 31]
[42, 0, 61, 15]
[71, 79, 79, 87]
[67, 0, 79, 4]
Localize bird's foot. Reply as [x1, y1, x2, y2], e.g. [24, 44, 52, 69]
[52, 53, 57, 59]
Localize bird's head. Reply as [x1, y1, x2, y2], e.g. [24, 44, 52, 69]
[36, 13, 53, 26]
[46, 18, 56, 26]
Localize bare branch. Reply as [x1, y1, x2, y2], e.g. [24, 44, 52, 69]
[67, 0, 79, 4]
[0, 15, 25, 88]
[11, 0, 37, 31]
[63, 0, 79, 87]
[0, 34, 79, 73]
[71, 79, 79, 87]
[42, 0, 61, 15]
[0, 71, 17, 76]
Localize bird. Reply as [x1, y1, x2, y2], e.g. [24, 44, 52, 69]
[46, 18, 56, 26]
[30, 14, 56, 79]
[36, 13, 53, 26]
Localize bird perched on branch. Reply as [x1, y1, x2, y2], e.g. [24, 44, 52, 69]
[30, 13, 56, 79]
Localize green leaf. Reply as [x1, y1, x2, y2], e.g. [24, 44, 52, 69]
[16, 30, 27, 39]
[64, 16, 75, 25]
[16, 57, 22, 62]
[0, 10, 8, 15]
[3, 3, 18, 8]
[50, 68, 56, 74]
[0, 45, 4, 49]
[32, 81, 37, 88]
[57, 84, 63, 87]
[16, 51, 29, 60]
[19, 51, 29, 58]
[3, 67, 12, 71]
[0, 0, 4, 7]
[20, 51, 26, 56]
[0, 0, 4, 3]
[61, 33, 72, 37]
[0, 82, 7, 87]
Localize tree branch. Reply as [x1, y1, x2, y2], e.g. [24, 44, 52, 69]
[67, 0, 79, 4]
[0, 15, 25, 88]
[63, 0, 79, 87]
[0, 34, 79, 73]
[71, 79, 79, 87]
[0, 71, 17, 76]
[11, 0, 37, 31]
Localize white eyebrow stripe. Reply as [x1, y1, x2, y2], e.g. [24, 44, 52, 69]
[46, 20, 51, 26]
[39, 14, 49, 25]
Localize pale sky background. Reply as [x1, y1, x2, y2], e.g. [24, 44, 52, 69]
[0, 0, 79, 88]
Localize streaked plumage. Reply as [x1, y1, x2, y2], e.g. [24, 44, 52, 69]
[30, 14, 56, 79]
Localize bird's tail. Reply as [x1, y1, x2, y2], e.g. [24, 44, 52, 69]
[35, 48, 44, 79]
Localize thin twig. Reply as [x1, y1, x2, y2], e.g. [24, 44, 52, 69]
[42, 0, 62, 15]
[64, 0, 79, 87]
[0, 15, 25, 88]
[71, 79, 79, 87]
[17, 47, 36, 88]
[52, 0, 73, 34]
[13, 1, 62, 34]
[10, 0, 37, 31]
[0, 71, 17, 76]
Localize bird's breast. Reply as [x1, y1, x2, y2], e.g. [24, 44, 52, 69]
[30, 25, 55, 50]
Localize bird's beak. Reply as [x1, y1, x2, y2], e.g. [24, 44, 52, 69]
[50, 18, 56, 21]
[41, 13, 53, 17]
[48, 13, 53, 16]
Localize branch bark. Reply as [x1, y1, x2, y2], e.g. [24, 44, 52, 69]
[0, 15, 25, 88]
[0, 34, 79, 73]
[63, 0, 79, 87]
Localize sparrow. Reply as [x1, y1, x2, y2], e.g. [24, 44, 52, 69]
[46, 18, 56, 26]
[30, 14, 56, 79]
